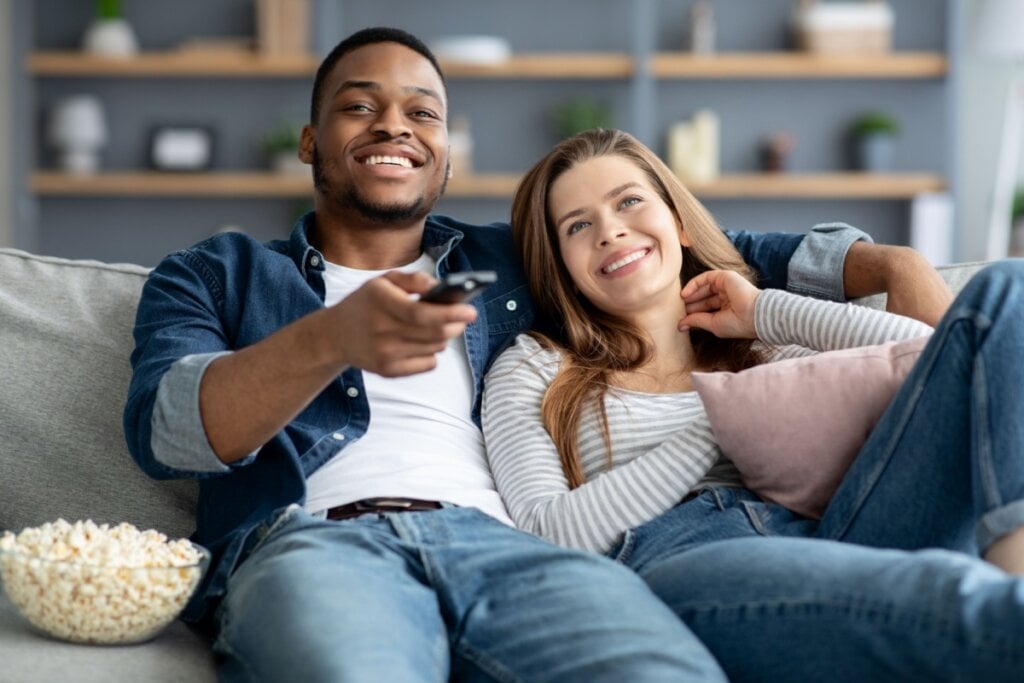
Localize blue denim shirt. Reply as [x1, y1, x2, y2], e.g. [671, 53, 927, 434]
[123, 212, 867, 623]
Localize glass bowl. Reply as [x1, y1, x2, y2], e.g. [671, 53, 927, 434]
[0, 541, 209, 645]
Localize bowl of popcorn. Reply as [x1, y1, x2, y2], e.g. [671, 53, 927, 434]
[0, 519, 209, 645]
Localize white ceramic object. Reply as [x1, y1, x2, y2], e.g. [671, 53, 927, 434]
[48, 95, 108, 174]
[430, 36, 512, 64]
[82, 18, 139, 57]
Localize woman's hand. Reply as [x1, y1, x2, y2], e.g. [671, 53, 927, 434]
[679, 270, 761, 339]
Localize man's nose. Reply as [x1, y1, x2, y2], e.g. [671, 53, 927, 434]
[370, 105, 411, 138]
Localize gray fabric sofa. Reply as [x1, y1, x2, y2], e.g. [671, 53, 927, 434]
[0, 246, 987, 682]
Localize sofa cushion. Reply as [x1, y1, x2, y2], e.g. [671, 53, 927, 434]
[0, 248, 197, 540]
[692, 335, 928, 519]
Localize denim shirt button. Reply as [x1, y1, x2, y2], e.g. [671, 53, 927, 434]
[346, 387, 359, 398]
[505, 299, 518, 312]
[332, 432, 345, 441]
[308, 254, 321, 268]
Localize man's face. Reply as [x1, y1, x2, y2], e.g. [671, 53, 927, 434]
[302, 42, 449, 224]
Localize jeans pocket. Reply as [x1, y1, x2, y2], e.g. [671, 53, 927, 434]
[740, 500, 772, 536]
[246, 503, 305, 559]
[609, 528, 638, 564]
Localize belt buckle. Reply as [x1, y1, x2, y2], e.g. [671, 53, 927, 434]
[355, 498, 414, 511]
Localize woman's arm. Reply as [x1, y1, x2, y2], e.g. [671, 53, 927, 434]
[755, 289, 933, 352]
[680, 269, 933, 354]
[483, 335, 720, 554]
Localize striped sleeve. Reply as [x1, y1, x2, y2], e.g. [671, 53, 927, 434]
[754, 289, 933, 355]
[482, 335, 719, 554]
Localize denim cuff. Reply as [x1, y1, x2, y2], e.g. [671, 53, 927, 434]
[787, 222, 873, 302]
[151, 351, 257, 473]
[976, 499, 1024, 552]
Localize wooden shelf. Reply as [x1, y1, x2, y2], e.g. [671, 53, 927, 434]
[28, 171, 524, 199]
[27, 50, 944, 80]
[441, 54, 633, 79]
[30, 171, 944, 200]
[688, 173, 945, 199]
[27, 51, 320, 77]
[26, 50, 632, 79]
[651, 52, 947, 79]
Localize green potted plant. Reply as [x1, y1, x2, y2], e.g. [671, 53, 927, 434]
[551, 98, 613, 140]
[848, 111, 900, 172]
[261, 122, 305, 174]
[1011, 189, 1024, 256]
[82, 0, 139, 57]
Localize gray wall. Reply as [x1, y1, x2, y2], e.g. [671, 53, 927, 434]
[0, 0, 12, 248]
[15, 0, 957, 266]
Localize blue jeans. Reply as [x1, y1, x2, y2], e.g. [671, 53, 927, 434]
[618, 261, 1024, 682]
[213, 505, 726, 682]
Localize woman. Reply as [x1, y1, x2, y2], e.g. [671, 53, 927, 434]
[482, 128, 1024, 681]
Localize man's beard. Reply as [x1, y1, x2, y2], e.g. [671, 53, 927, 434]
[312, 147, 448, 224]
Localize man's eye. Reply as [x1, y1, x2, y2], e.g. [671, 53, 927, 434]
[413, 110, 438, 119]
[345, 104, 371, 112]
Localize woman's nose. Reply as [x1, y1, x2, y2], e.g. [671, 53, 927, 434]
[597, 221, 627, 247]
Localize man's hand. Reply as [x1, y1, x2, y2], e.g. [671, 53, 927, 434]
[679, 270, 761, 339]
[843, 242, 952, 326]
[328, 271, 477, 377]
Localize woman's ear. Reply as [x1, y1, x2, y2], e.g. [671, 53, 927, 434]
[677, 220, 692, 247]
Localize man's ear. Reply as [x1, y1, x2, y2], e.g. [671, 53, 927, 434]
[299, 125, 316, 164]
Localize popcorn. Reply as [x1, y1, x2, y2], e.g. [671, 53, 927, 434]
[0, 519, 207, 644]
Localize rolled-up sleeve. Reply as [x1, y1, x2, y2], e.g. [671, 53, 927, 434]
[151, 352, 257, 473]
[787, 222, 873, 302]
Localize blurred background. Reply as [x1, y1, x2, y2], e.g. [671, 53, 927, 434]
[1, 0, 1022, 267]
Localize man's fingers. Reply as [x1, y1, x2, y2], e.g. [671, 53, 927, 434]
[383, 270, 437, 295]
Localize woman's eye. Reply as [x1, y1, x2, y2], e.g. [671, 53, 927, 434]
[620, 196, 641, 208]
[567, 221, 589, 235]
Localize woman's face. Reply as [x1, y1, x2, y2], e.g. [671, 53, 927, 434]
[548, 154, 689, 318]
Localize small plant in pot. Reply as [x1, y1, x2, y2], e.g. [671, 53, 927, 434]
[262, 122, 306, 174]
[848, 111, 900, 172]
[551, 98, 613, 140]
[82, 0, 139, 57]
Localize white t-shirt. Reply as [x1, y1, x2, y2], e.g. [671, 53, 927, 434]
[303, 254, 514, 525]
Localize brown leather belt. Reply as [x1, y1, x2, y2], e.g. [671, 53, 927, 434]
[326, 497, 445, 521]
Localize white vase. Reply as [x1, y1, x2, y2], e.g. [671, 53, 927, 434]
[48, 95, 108, 175]
[82, 18, 139, 58]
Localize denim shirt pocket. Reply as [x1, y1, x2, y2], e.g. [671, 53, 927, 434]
[484, 284, 532, 336]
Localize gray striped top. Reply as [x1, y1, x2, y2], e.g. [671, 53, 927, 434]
[481, 289, 933, 553]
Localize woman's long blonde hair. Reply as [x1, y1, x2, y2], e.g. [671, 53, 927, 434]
[510, 128, 764, 488]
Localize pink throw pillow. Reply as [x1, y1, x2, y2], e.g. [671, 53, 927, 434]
[691, 335, 929, 519]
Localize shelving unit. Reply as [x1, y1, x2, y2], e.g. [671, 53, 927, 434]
[16, 0, 957, 265]
[25, 49, 949, 201]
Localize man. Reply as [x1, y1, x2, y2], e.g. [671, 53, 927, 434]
[124, 27, 950, 682]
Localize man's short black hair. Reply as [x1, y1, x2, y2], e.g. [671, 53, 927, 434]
[310, 27, 446, 124]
